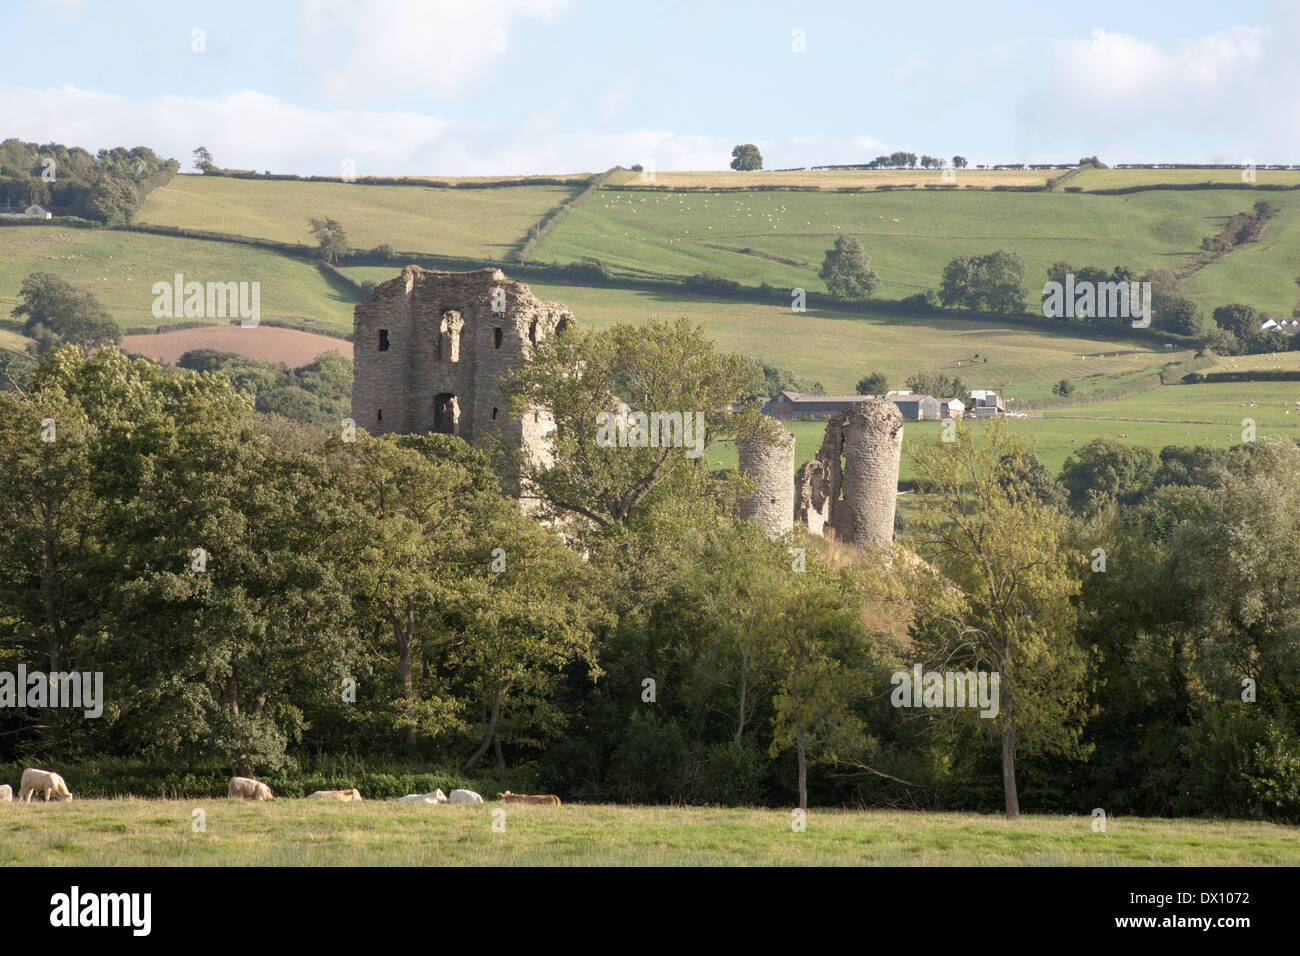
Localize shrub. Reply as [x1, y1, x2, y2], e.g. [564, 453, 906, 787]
[683, 271, 742, 296]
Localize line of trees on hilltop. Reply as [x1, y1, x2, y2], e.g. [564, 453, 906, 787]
[0, 139, 178, 223]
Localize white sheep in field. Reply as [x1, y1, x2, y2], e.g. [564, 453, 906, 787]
[19, 768, 73, 802]
[227, 776, 274, 800]
[448, 789, 484, 804]
[306, 789, 363, 801]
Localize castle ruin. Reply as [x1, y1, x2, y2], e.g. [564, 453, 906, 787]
[350, 266, 900, 545]
[746, 399, 903, 549]
[737, 424, 795, 538]
[351, 266, 573, 488]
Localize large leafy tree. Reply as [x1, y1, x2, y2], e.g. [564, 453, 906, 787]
[819, 235, 881, 299]
[21, 347, 355, 771]
[910, 421, 1087, 819]
[1059, 438, 1157, 514]
[328, 432, 507, 753]
[453, 511, 604, 769]
[11, 273, 121, 355]
[499, 316, 772, 533]
[939, 250, 1026, 314]
[730, 144, 763, 171]
[308, 217, 350, 263]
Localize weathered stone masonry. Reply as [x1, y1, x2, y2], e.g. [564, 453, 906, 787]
[737, 424, 795, 537]
[747, 398, 902, 548]
[351, 266, 573, 488]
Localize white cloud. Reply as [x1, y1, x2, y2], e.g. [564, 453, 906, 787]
[298, 0, 575, 104]
[893, 54, 921, 84]
[594, 70, 642, 126]
[1015, 20, 1299, 161]
[0, 83, 891, 176]
[40, 0, 84, 16]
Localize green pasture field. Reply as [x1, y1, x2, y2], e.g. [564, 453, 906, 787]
[707, 380, 1300, 479]
[1205, 352, 1300, 374]
[0, 227, 358, 333]
[137, 174, 583, 259]
[529, 187, 1300, 317]
[1180, 194, 1300, 316]
[1, 800, 1294, 866]
[0, 327, 33, 352]
[333, 273, 1189, 399]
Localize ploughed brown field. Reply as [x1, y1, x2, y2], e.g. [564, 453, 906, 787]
[122, 325, 353, 368]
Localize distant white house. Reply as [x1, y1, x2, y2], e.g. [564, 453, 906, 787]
[940, 398, 965, 419]
[0, 204, 52, 219]
[1260, 317, 1300, 334]
[967, 389, 1006, 418]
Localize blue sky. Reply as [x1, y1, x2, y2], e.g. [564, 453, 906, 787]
[2, 0, 1295, 175]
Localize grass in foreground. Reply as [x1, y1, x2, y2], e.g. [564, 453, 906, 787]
[1, 801, 1295, 866]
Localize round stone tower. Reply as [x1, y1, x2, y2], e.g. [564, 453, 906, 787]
[838, 399, 903, 548]
[738, 424, 795, 537]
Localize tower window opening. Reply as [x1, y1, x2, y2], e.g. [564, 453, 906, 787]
[378, 329, 389, 351]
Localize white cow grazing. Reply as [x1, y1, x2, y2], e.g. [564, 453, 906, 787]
[0, 784, 11, 802]
[227, 776, 274, 800]
[307, 788, 362, 801]
[448, 788, 483, 804]
[18, 768, 73, 802]
[398, 789, 447, 804]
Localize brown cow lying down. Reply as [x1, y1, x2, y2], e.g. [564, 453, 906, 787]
[498, 791, 561, 806]
[307, 788, 363, 801]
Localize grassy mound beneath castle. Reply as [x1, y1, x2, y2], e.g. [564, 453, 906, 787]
[3, 801, 1295, 866]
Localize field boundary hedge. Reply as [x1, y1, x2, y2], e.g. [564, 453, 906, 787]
[1181, 369, 1300, 384]
[192, 170, 590, 189]
[516, 166, 619, 262]
[1019, 353, 1215, 410]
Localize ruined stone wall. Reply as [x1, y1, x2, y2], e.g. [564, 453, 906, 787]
[351, 266, 573, 490]
[738, 424, 795, 537]
[793, 398, 903, 549]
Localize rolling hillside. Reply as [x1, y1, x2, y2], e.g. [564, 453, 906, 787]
[528, 186, 1298, 315]
[6, 167, 1297, 476]
[137, 174, 584, 259]
[0, 227, 358, 332]
[340, 268, 1190, 398]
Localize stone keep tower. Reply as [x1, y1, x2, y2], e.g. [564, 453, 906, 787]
[791, 398, 903, 549]
[351, 266, 573, 475]
[737, 424, 795, 537]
